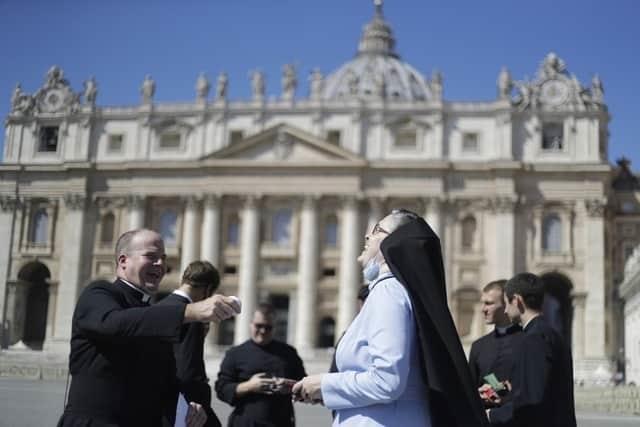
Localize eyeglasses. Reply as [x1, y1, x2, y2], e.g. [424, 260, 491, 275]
[253, 323, 273, 332]
[371, 223, 390, 235]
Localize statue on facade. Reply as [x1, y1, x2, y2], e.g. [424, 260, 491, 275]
[346, 70, 359, 96]
[44, 65, 67, 89]
[514, 81, 534, 111]
[541, 52, 566, 78]
[250, 70, 265, 101]
[497, 67, 512, 100]
[10, 83, 22, 110]
[216, 72, 228, 101]
[140, 74, 155, 104]
[10, 83, 34, 115]
[431, 70, 443, 101]
[309, 68, 324, 101]
[281, 63, 297, 101]
[195, 72, 210, 102]
[591, 74, 604, 104]
[83, 76, 98, 106]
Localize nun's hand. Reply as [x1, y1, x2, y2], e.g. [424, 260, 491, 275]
[292, 374, 324, 404]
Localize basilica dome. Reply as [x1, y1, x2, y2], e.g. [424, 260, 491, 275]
[322, 1, 433, 102]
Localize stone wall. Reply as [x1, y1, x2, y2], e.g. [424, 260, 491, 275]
[575, 386, 640, 416]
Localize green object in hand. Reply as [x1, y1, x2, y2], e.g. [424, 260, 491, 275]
[483, 373, 505, 391]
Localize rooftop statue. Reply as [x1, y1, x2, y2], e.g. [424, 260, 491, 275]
[83, 76, 98, 106]
[140, 74, 155, 104]
[195, 72, 210, 102]
[216, 72, 228, 101]
[281, 64, 297, 101]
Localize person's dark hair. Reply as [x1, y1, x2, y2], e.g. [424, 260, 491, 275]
[387, 208, 420, 233]
[255, 302, 275, 318]
[482, 279, 507, 295]
[505, 272, 545, 310]
[357, 285, 370, 302]
[182, 260, 220, 295]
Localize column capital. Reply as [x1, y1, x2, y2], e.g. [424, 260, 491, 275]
[488, 195, 520, 214]
[95, 196, 126, 209]
[422, 195, 445, 210]
[367, 196, 386, 209]
[63, 193, 86, 211]
[182, 194, 201, 209]
[585, 199, 607, 217]
[126, 194, 146, 210]
[0, 195, 20, 212]
[300, 194, 321, 207]
[203, 193, 222, 205]
[242, 194, 263, 209]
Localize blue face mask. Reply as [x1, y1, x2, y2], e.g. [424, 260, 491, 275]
[362, 258, 380, 283]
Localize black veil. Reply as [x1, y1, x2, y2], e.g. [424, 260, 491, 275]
[381, 217, 489, 427]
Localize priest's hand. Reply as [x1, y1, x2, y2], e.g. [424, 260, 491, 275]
[235, 372, 277, 397]
[185, 402, 207, 427]
[292, 374, 324, 404]
[184, 294, 241, 323]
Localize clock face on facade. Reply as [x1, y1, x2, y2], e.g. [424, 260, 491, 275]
[38, 89, 66, 113]
[540, 79, 569, 106]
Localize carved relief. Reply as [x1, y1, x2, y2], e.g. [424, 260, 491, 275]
[63, 194, 86, 210]
[512, 53, 604, 112]
[0, 195, 20, 212]
[585, 199, 607, 217]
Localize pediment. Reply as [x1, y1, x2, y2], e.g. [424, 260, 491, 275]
[206, 124, 365, 164]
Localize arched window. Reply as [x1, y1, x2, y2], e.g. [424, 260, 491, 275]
[227, 214, 240, 246]
[461, 215, 476, 251]
[542, 214, 562, 253]
[100, 212, 115, 244]
[159, 210, 178, 246]
[272, 208, 292, 246]
[30, 208, 48, 244]
[317, 316, 336, 348]
[323, 215, 338, 247]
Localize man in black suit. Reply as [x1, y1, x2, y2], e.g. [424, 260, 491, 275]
[57, 229, 240, 427]
[469, 280, 522, 406]
[162, 260, 223, 427]
[487, 272, 576, 427]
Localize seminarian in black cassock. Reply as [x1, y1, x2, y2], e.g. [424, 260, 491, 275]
[215, 304, 306, 427]
[57, 278, 184, 427]
[469, 323, 523, 390]
[161, 261, 224, 427]
[488, 273, 576, 427]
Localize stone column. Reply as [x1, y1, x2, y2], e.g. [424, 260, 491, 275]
[234, 196, 261, 344]
[0, 196, 18, 348]
[491, 197, 517, 280]
[127, 195, 146, 230]
[583, 199, 607, 359]
[337, 196, 361, 338]
[295, 196, 319, 352]
[367, 197, 384, 235]
[180, 196, 201, 273]
[572, 292, 587, 360]
[49, 194, 87, 349]
[200, 194, 221, 267]
[423, 197, 442, 239]
[201, 195, 222, 357]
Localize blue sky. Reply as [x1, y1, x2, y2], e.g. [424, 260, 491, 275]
[1, 0, 638, 168]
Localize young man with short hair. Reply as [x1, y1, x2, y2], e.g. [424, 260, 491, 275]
[487, 272, 576, 427]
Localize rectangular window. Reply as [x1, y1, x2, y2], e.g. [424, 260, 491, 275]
[229, 130, 244, 145]
[462, 132, 479, 152]
[159, 133, 181, 149]
[326, 130, 341, 146]
[542, 123, 564, 150]
[38, 126, 59, 152]
[107, 134, 124, 153]
[394, 129, 417, 148]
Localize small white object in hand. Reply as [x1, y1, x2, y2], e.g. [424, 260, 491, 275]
[229, 296, 242, 313]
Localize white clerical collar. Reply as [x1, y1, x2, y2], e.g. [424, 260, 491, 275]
[496, 325, 509, 335]
[119, 278, 151, 303]
[172, 289, 193, 303]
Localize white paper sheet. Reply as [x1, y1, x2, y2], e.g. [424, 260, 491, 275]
[174, 392, 189, 427]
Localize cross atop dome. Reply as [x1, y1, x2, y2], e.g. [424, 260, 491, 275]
[358, 0, 397, 57]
